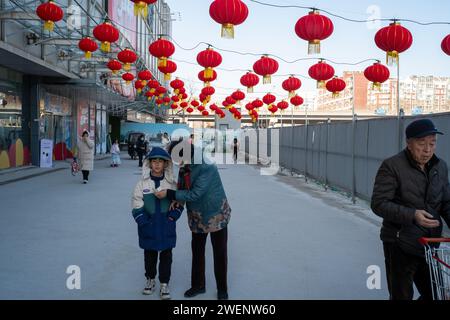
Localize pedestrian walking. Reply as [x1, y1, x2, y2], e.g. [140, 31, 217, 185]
[110, 139, 121, 167]
[371, 118, 450, 300]
[76, 130, 94, 184]
[232, 138, 239, 162]
[136, 134, 148, 167]
[131, 147, 183, 300]
[156, 142, 232, 300]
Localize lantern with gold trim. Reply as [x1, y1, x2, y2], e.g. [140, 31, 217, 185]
[118, 48, 137, 72]
[130, 0, 157, 18]
[149, 37, 175, 68]
[78, 37, 98, 59]
[197, 47, 222, 79]
[209, 0, 249, 39]
[295, 10, 334, 55]
[158, 60, 177, 81]
[93, 20, 119, 53]
[36, 1, 64, 32]
[375, 21, 413, 66]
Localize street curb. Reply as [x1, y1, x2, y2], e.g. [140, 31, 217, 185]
[0, 167, 67, 186]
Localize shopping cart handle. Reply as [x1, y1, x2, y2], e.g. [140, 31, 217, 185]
[419, 237, 450, 245]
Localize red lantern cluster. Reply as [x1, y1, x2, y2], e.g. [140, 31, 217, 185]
[375, 22, 413, 66]
[364, 62, 390, 90]
[253, 56, 279, 84]
[295, 10, 334, 54]
[326, 77, 346, 98]
[149, 37, 175, 68]
[209, 0, 249, 39]
[308, 60, 335, 88]
[36, 1, 64, 32]
[93, 20, 120, 53]
[240, 72, 259, 93]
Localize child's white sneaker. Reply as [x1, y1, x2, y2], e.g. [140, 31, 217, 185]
[160, 283, 171, 300]
[142, 278, 155, 295]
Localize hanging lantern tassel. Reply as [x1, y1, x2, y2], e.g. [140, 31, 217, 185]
[247, 86, 254, 93]
[134, 2, 148, 18]
[308, 40, 321, 55]
[289, 91, 295, 98]
[332, 92, 339, 98]
[317, 80, 326, 89]
[372, 82, 381, 91]
[158, 57, 167, 68]
[142, 80, 147, 86]
[387, 50, 399, 66]
[44, 20, 54, 32]
[85, 51, 92, 59]
[221, 23, 234, 39]
[204, 67, 213, 78]
[101, 41, 111, 53]
[263, 75, 271, 84]
[164, 73, 171, 81]
[137, 88, 142, 94]
[124, 63, 131, 71]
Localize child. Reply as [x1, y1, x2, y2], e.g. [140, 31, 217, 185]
[131, 147, 183, 300]
[111, 139, 121, 167]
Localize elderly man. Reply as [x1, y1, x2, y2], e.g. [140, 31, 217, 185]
[371, 118, 450, 300]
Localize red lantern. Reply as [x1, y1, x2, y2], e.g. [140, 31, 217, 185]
[186, 107, 194, 113]
[163, 96, 171, 105]
[155, 98, 163, 106]
[290, 95, 304, 107]
[134, 80, 145, 94]
[180, 102, 188, 109]
[131, 0, 157, 18]
[156, 86, 167, 97]
[93, 20, 120, 53]
[209, 0, 249, 39]
[197, 47, 222, 78]
[295, 10, 334, 54]
[78, 37, 98, 59]
[149, 37, 175, 67]
[201, 86, 215, 97]
[252, 99, 264, 109]
[145, 91, 154, 101]
[268, 105, 279, 114]
[122, 73, 135, 85]
[308, 60, 335, 88]
[375, 22, 413, 66]
[277, 101, 289, 111]
[118, 48, 137, 71]
[253, 56, 279, 84]
[245, 103, 254, 111]
[198, 70, 218, 86]
[202, 110, 210, 116]
[240, 72, 259, 93]
[158, 60, 177, 81]
[147, 80, 160, 93]
[231, 90, 245, 103]
[138, 70, 153, 86]
[170, 78, 184, 94]
[191, 100, 200, 108]
[225, 96, 236, 106]
[263, 93, 276, 106]
[282, 76, 302, 97]
[364, 62, 390, 90]
[36, 1, 64, 32]
[107, 59, 122, 74]
[326, 77, 346, 98]
[171, 103, 179, 110]
[171, 95, 180, 103]
[441, 35, 450, 56]
[210, 104, 219, 111]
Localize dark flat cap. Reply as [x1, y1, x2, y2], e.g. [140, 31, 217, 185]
[406, 119, 443, 139]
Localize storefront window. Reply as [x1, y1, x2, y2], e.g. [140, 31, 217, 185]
[0, 68, 28, 170]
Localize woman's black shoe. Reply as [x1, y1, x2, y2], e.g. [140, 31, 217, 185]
[184, 287, 206, 298]
[217, 291, 228, 300]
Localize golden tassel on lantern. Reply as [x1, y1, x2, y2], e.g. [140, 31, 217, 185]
[317, 80, 326, 89]
[221, 23, 235, 39]
[124, 63, 131, 71]
[158, 57, 167, 68]
[204, 67, 213, 78]
[141, 80, 147, 86]
[289, 91, 295, 98]
[134, 2, 148, 18]
[247, 86, 254, 93]
[308, 40, 321, 55]
[137, 88, 142, 94]
[263, 75, 271, 84]
[372, 82, 381, 91]
[44, 20, 54, 32]
[85, 51, 92, 59]
[387, 51, 399, 66]
[100, 41, 111, 53]
[332, 92, 339, 98]
[164, 73, 171, 81]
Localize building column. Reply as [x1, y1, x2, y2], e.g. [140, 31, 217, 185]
[22, 75, 41, 166]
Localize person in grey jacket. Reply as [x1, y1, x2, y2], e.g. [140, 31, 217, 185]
[371, 118, 450, 300]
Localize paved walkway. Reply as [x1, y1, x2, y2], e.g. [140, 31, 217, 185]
[0, 153, 389, 299]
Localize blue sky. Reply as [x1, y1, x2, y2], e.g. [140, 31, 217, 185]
[164, 0, 450, 100]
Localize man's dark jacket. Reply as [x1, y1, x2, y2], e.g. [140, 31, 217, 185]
[371, 149, 450, 257]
